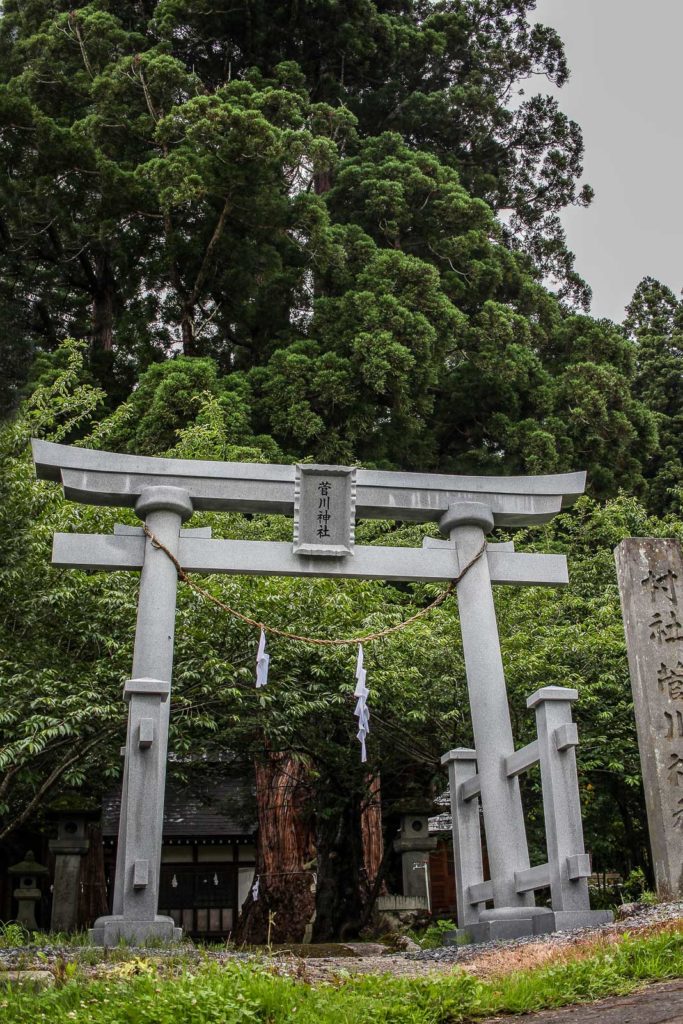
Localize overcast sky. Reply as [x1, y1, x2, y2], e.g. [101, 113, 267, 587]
[532, 0, 683, 322]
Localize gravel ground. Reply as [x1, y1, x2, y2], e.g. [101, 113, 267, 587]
[408, 901, 683, 966]
[0, 901, 681, 984]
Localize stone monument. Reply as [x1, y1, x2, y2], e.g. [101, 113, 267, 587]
[33, 440, 611, 944]
[615, 538, 683, 899]
[49, 812, 93, 933]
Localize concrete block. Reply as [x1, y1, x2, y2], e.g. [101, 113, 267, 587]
[133, 859, 149, 889]
[566, 854, 591, 880]
[3, 971, 54, 989]
[536, 910, 614, 933]
[554, 723, 578, 750]
[452, 918, 539, 944]
[138, 719, 154, 748]
[90, 914, 181, 947]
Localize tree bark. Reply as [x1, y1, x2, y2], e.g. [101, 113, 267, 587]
[180, 308, 197, 356]
[312, 790, 366, 941]
[235, 751, 316, 944]
[92, 250, 115, 353]
[360, 773, 385, 895]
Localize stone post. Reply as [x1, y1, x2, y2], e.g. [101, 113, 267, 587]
[528, 687, 610, 929]
[440, 503, 533, 914]
[49, 815, 90, 933]
[91, 485, 192, 946]
[615, 538, 683, 900]
[441, 748, 485, 928]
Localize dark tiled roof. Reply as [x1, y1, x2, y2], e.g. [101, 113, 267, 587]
[428, 811, 453, 834]
[102, 775, 257, 838]
[429, 789, 452, 834]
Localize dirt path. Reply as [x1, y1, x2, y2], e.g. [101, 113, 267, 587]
[480, 979, 683, 1023]
[270, 918, 683, 983]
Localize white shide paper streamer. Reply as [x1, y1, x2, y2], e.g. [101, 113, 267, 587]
[354, 643, 370, 762]
[256, 628, 270, 688]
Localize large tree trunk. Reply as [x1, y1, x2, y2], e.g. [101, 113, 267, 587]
[181, 306, 198, 356]
[235, 752, 316, 944]
[312, 790, 365, 941]
[361, 774, 385, 894]
[313, 774, 386, 941]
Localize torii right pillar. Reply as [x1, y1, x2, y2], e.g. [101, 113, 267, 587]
[441, 501, 612, 941]
[442, 503, 535, 909]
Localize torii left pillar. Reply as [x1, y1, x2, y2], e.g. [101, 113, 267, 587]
[90, 486, 191, 946]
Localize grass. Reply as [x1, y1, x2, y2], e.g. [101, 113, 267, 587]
[0, 924, 681, 1023]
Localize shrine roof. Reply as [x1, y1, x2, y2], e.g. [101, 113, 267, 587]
[102, 777, 256, 839]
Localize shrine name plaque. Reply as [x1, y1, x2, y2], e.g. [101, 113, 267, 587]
[293, 465, 357, 557]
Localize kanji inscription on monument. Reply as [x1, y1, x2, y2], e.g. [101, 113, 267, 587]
[615, 538, 683, 899]
[293, 464, 357, 557]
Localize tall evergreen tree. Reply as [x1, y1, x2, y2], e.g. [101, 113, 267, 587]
[0, 1, 655, 493]
[1, 0, 592, 407]
[624, 276, 683, 514]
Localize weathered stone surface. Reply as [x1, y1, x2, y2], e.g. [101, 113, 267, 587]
[293, 464, 356, 556]
[615, 538, 683, 900]
[441, 504, 534, 916]
[32, 439, 586, 526]
[2, 970, 54, 988]
[49, 814, 90, 933]
[393, 814, 437, 901]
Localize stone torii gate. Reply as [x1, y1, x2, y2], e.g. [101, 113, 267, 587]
[32, 440, 611, 945]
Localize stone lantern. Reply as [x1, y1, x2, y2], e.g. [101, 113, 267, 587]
[9, 851, 49, 931]
[393, 808, 437, 905]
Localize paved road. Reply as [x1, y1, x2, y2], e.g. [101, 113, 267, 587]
[482, 979, 683, 1023]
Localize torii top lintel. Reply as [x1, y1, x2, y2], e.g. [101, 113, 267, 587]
[32, 440, 585, 527]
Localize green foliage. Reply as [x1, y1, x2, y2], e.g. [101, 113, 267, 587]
[2, 927, 683, 1022]
[0, 341, 678, 880]
[0, 2, 669, 507]
[588, 868, 659, 911]
[408, 918, 458, 950]
[624, 277, 683, 514]
[620, 868, 657, 906]
[0, 923, 29, 948]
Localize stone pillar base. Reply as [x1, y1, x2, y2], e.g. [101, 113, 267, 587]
[89, 914, 182, 947]
[446, 919, 535, 944]
[445, 907, 613, 945]
[538, 909, 613, 932]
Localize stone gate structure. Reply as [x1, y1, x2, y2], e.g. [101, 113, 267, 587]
[32, 440, 611, 944]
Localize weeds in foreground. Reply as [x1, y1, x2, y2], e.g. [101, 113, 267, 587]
[0, 923, 29, 948]
[408, 918, 458, 949]
[0, 923, 681, 1023]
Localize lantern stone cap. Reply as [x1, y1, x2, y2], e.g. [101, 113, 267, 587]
[8, 851, 48, 876]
